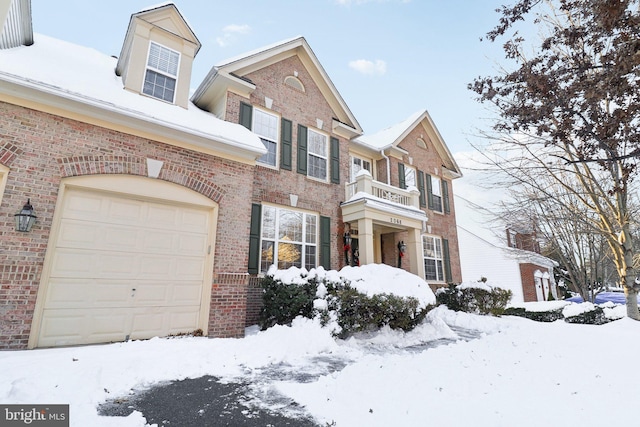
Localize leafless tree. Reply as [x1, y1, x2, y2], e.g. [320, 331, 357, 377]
[470, 0, 640, 318]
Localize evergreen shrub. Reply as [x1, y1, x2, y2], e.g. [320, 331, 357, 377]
[259, 272, 432, 337]
[436, 283, 512, 316]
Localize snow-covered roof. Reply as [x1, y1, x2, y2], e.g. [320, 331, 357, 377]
[215, 35, 304, 68]
[355, 110, 425, 150]
[0, 33, 265, 159]
[192, 36, 362, 137]
[355, 109, 462, 177]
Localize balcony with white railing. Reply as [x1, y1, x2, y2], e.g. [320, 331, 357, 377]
[345, 170, 421, 210]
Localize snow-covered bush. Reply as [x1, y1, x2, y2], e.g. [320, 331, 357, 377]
[259, 264, 435, 337]
[435, 281, 512, 316]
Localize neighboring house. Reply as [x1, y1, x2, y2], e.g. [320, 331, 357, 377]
[456, 196, 558, 302]
[0, 1, 462, 349]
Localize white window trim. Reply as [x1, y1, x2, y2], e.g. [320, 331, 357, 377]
[259, 204, 319, 273]
[253, 107, 280, 169]
[350, 155, 372, 183]
[422, 234, 445, 282]
[142, 41, 181, 104]
[404, 164, 417, 188]
[307, 128, 329, 182]
[430, 175, 443, 213]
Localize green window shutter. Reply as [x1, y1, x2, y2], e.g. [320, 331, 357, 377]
[248, 203, 262, 274]
[280, 118, 292, 171]
[442, 238, 452, 283]
[320, 215, 331, 269]
[239, 102, 252, 130]
[417, 169, 426, 208]
[426, 174, 434, 210]
[398, 163, 406, 189]
[297, 124, 308, 175]
[330, 137, 340, 184]
[443, 180, 450, 214]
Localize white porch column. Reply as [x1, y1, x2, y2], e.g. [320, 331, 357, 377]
[406, 227, 424, 279]
[357, 218, 375, 265]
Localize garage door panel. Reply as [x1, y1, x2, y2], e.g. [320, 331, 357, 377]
[39, 308, 130, 347]
[56, 221, 98, 247]
[130, 306, 200, 340]
[107, 198, 145, 224]
[175, 258, 206, 279]
[63, 191, 104, 220]
[46, 279, 133, 308]
[171, 283, 204, 305]
[180, 210, 210, 232]
[145, 204, 180, 228]
[51, 249, 98, 277]
[177, 233, 209, 256]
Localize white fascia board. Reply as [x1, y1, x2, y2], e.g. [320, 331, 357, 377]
[0, 72, 266, 162]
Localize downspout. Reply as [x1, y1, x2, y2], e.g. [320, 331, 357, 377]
[380, 148, 390, 185]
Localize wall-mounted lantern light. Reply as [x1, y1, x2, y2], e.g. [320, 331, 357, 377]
[15, 199, 37, 232]
[343, 232, 352, 265]
[397, 240, 407, 268]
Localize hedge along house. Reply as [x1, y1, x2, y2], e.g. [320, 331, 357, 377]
[0, 2, 267, 348]
[343, 110, 463, 290]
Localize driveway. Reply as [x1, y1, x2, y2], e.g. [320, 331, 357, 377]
[98, 375, 319, 426]
[98, 327, 478, 425]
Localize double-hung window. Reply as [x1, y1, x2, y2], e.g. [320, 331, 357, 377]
[260, 205, 318, 272]
[308, 129, 328, 181]
[423, 235, 444, 282]
[253, 108, 279, 167]
[431, 176, 443, 212]
[143, 42, 180, 103]
[350, 156, 372, 182]
[404, 165, 417, 188]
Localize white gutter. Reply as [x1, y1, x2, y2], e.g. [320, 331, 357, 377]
[380, 149, 391, 185]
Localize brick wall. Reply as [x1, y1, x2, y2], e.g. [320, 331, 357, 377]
[0, 101, 255, 348]
[225, 55, 349, 271]
[519, 263, 539, 302]
[396, 126, 463, 284]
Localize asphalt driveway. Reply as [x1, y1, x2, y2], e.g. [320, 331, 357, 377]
[98, 375, 320, 426]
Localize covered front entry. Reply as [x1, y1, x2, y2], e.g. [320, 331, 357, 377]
[341, 198, 427, 279]
[29, 175, 217, 348]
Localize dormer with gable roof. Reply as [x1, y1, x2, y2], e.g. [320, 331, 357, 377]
[116, 2, 200, 109]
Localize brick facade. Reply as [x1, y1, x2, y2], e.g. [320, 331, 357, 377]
[395, 126, 462, 285]
[0, 102, 255, 348]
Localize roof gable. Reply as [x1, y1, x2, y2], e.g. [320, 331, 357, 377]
[192, 36, 362, 137]
[356, 110, 462, 178]
[132, 3, 201, 52]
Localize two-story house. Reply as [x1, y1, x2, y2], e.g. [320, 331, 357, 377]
[0, 1, 462, 349]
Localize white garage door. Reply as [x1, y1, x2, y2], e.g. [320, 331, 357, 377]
[36, 186, 213, 347]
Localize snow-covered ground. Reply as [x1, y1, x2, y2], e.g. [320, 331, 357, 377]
[1, 266, 638, 426]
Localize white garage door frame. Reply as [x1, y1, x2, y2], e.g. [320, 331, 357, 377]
[28, 175, 218, 348]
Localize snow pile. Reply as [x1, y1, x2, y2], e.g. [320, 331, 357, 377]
[268, 263, 436, 308]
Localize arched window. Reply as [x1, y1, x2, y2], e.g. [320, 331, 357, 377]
[284, 75, 305, 92]
[416, 138, 427, 149]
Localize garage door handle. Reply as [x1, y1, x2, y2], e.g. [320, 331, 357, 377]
[131, 288, 136, 297]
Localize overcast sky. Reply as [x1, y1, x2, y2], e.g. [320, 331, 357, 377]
[30, 0, 511, 155]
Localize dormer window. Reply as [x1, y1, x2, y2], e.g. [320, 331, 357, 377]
[143, 42, 180, 102]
